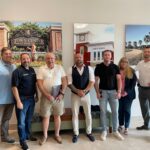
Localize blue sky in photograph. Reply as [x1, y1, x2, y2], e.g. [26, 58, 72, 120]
[13, 21, 61, 27]
[105, 26, 115, 33]
[74, 23, 115, 43]
[126, 25, 150, 45]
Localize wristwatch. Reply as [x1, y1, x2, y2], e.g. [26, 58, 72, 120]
[83, 89, 87, 93]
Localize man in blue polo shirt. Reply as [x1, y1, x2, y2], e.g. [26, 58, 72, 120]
[0, 47, 16, 143]
[12, 53, 37, 150]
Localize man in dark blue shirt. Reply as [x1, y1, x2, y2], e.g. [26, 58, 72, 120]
[12, 53, 37, 150]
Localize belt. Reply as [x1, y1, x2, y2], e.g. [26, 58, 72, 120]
[20, 95, 34, 99]
[71, 91, 89, 95]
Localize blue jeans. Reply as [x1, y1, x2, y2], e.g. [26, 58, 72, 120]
[15, 96, 35, 143]
[118, 96, 133, 128]
[99, 90, 118, 132]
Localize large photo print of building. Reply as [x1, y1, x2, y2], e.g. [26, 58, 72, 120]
[125, 25, 150, 65]
[0, 21, 62, 66]
[74, 23, 115, 66]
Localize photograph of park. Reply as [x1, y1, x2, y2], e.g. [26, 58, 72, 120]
[0, 21, 62, 67]
[125, 25, 150, 65]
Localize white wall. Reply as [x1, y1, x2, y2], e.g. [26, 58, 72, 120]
[1, 0, 149, 124]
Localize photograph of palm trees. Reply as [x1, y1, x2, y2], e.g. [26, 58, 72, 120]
[0, 21, 62, 67]
[125, 25, 150, 65]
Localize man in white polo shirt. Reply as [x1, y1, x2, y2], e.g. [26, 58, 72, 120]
[136, 47, 150, 130]
[37, 52, 67, 145]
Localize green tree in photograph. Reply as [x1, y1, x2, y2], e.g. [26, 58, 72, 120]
[138, 40, 142, 49]
[133, 41, 138, 49]
[144, 35, 150, 45]
[125, 42, 128, 48]
[128, 41, 133, 49]
[9, 22, 49, 51]
[2, 21, 14, 30]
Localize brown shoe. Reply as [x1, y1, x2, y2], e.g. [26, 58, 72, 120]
[54, 136, 62, 144]
[39, 136, 47, 145]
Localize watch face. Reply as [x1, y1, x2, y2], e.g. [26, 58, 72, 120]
[79, 35, 85, 41]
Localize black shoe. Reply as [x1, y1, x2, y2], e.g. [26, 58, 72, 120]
[136, 125, 150, 130]
[27, 135, 37, 141]
[86, 134, 95, 142]
[72, 135, 79, 143]
[21, 141, 29, 150]
[1, 137, 15, 143]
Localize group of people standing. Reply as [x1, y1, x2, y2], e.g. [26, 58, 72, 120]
[0, 47, 150, 150]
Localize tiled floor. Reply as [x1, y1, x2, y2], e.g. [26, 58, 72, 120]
[0, 117, 150, 150]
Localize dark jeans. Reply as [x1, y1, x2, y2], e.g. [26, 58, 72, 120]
[0, 104, 14, 139]
[15, 96, 35, 143]
[118, 96, 133, 128]
[138, 87, 150, 128]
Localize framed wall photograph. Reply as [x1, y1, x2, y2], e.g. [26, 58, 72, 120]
[0, 21, 62, 67]
[74, 23, 115, 66]
[125, 25, 150, 65]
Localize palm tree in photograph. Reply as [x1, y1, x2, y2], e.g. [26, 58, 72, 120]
[133, 41, 138, 49]
[128, 41, 133, 49]
[125, 42, 128, 48]
[138, 40, 142, 49]
[144, 35, 150, 46]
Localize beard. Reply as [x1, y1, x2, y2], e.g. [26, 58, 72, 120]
[22, 62, 29, 67]
[76, 61, 83, 66]
[3, 57, 12, 64]
[144, 55, 150, 59]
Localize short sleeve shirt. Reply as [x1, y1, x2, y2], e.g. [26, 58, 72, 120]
[136, 60, 150, 87]
[94, 62, 120, 90]
[0, 60, 16, 104]
[12, 65, 36, 96]
[37, 64, 66, 93]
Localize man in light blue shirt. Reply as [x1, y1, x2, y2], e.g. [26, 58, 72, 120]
[0, 47, 16, 143]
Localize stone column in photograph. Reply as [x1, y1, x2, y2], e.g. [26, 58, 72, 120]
[48, 26, 62, 52]
[0, 23, 10, 50]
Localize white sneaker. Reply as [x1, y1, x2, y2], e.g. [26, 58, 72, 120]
[113, 131, 124, 140]
[100, 131, 107, 141]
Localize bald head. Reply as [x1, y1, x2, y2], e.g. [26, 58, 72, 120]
[45, 52, 56, 68]
[45, 52, 55, 59]
[74, 53, 84, 67]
